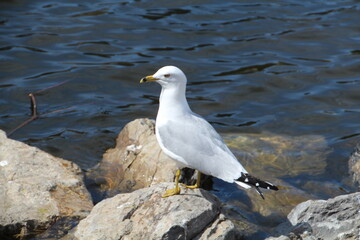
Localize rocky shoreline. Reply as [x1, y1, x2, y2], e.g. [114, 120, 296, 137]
[1, 119, 359, 240]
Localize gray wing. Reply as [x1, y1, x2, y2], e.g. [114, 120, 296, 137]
[157, 113, 247, 182]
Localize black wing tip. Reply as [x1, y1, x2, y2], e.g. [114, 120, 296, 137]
[237, 172, 279, 192]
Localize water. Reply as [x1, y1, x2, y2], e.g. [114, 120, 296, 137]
[1, 0, 359, 238]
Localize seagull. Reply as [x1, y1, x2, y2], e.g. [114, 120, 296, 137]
[140, 66, 278, 198]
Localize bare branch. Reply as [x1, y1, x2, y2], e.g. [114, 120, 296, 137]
[7, 116, 37, 137]
[33, 80, 69, 95]
[7, 80, 79, 137]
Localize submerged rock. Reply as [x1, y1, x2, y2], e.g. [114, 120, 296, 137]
[348, 144, 360, 187]
[65, 182, 238, 240]
[266, 192, 360, 240]
[0, 130, 93, 239]
[221, 132, 331, 231]
[224, 133, 330, 178]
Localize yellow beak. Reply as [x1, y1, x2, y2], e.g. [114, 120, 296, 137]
[140, 75, 158, 83]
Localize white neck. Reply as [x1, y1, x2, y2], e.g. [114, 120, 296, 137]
[157, 84, 191, 121]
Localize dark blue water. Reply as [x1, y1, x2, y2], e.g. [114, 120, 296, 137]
[1, 0, 359, 238]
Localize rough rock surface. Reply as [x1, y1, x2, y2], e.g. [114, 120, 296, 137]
[0, 130, 93, 239]
[90, 118, 177, 193]
[66, 182, 238, 240]
[266, 192, 360, 240]
[349, 144, 360, 187]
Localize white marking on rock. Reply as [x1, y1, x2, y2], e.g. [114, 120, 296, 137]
[0, 160, 8, 167]
[126, 144, 142, 153]
[117, 202, 131, 209]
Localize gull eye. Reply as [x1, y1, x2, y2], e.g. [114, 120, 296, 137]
[164, 74, 171, 78]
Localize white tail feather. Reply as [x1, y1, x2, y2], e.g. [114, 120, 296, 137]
[235, 181, 251, 189]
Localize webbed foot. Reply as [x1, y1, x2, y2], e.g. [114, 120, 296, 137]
[162, 169, 181, 198]
[181, 183, 199, 189]
[162, 186, 181, 198]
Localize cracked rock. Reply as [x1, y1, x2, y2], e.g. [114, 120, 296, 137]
[66, 182, 238, 240]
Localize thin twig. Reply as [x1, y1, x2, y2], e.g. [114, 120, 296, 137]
[7, 80, 75, 137]
[41, 106, 77, 116]
[33, 80, 69, 95]
[7, 116, 37, 137]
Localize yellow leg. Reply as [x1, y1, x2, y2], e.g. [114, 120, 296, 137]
[182, 171, 201, 189]
[162, 169, 181, 198]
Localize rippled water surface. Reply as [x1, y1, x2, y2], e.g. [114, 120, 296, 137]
[1, 0, 360, 238]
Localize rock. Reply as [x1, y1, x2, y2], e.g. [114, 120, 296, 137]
[288, 192, 360, 240]
[348, 144, 360, 187]
[266, 222, 316, 240]
[66, 182, 238, 240]
[89, 118, 177, 194]
[266, 232, 317, 240]
[266, 236, 290, 240]
[0, 130, 93, 239]
[266, 192, 360, 240]
[195, 214, 237, 240]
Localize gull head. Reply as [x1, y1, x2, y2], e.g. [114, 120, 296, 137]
[140, 66, 187, 88]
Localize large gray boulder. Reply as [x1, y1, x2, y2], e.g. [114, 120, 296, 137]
[0, 130, 93, 239]
[66, 182, 238, 240]
[288, 192, 360, 240]
[266, 192, 360, 240]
